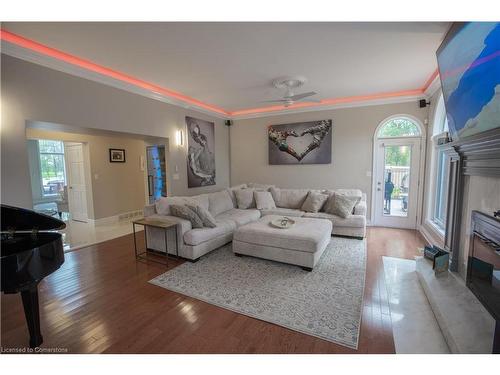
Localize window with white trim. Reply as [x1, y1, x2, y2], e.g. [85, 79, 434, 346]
[430, 95, 449, 232]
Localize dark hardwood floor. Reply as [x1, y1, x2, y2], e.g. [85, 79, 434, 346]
[1, 227, 426, 353]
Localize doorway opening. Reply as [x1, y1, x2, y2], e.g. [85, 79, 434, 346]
[25, 121, 170, 251]
[28, 138, 89, 222]
[372, 116, 424, 229]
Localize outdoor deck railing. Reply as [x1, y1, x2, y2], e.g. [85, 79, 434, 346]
[384, 166, 410, 199]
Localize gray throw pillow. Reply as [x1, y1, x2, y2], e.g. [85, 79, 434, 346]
[324, 193, 360, 218]
[187, 204, 217, 228]
[301, 191, 329, 213]
[235, 188, 256, 209]
[170, 204, 204, 228]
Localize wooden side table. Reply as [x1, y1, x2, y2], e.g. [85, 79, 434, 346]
[133, 218, 179, 266]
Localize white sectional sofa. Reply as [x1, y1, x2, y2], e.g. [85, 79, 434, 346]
[143, 183, 367, 261]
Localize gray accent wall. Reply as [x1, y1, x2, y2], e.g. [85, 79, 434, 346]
[1, 54, 230, 210]
[230, 103, 429, 218]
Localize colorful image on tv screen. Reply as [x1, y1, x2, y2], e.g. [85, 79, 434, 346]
[437, 22, 500, 139]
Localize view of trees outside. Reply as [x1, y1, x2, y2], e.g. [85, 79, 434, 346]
[38, 140, 66, 196]
[385, 145, 410, 167]
[40, 155, 65, 179]
[379, 118, 420, 137]
[379, 118, 418, 166]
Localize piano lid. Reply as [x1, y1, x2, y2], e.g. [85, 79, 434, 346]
[1, 204, 66, 232]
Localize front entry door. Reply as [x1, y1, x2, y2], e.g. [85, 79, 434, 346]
[65, 143, 88, 222]
[374, 138, 421, 229]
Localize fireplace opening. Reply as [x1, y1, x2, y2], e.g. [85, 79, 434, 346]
[467, 210, 500, 353]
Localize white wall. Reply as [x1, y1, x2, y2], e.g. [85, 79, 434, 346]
[1, 55, 230, 209]
[230, 102, 429, 217]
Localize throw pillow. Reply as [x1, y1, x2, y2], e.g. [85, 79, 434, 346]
[254, 191, 276, 210]
[301, 191, 329, 213]
[170, 204, 204, 228]
[324, 193, 360, 218]
[186, 204, 217, 228]
[190, 194, 210, 211]
[323, 192, 337, 213]
[226, 185, 247, 208]
[155, 196, 192, 216]
[235, 188, 256, 209]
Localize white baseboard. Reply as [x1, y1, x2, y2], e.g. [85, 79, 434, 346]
[88, 209, 143, 226]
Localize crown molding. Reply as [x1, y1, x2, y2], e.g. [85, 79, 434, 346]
[230, 92, 426, 120]
[1, 29, 438, 121]
[1, 41, 231, 120]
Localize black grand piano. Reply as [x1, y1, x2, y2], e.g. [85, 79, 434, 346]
[1, 204, 66, 348]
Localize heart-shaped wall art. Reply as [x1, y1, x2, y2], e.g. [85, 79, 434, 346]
[268, 120, 332, 163]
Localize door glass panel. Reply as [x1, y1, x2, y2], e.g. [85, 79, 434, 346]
[383, 145, 411, 217]
[38, 140, 66, 198]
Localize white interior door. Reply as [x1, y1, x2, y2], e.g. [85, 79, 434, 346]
[373, 138, 421, 229]
[65, 143, 88, 222]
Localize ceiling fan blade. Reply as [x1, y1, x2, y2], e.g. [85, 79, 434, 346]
[296, 98, 322, 103]
[287, 91, 317, 101]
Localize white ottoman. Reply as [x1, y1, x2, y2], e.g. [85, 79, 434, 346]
[232, 215, 332, 271]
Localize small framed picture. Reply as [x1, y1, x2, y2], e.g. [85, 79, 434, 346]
[109, 148, 126, 163]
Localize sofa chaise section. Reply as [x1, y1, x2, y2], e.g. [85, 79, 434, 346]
[143, 189, 262, 261]
[266, 187, 367, 238]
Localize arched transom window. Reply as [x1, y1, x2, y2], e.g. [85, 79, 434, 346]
[378, 118, 421, 138]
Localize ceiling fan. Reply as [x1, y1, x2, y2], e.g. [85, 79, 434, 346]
[262, 76, 321, 107]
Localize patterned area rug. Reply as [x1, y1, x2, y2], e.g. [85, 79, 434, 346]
[150, 237, 366, 349]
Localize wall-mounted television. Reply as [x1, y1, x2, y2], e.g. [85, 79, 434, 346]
[436, 22, 500, 141]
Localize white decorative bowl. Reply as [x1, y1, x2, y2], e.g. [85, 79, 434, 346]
[270, 217, 296, 229]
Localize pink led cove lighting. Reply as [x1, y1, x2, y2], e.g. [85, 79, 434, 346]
[0, 29, 228, 116]
[1, 29, 439, 118]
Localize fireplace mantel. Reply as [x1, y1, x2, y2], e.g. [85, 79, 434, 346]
[439, 127, 500, 272]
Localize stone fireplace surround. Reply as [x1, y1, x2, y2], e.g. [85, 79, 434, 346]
[416, 128, 500, 353]
[458, 175, 500, 276]
[441, 127, 500, 275]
